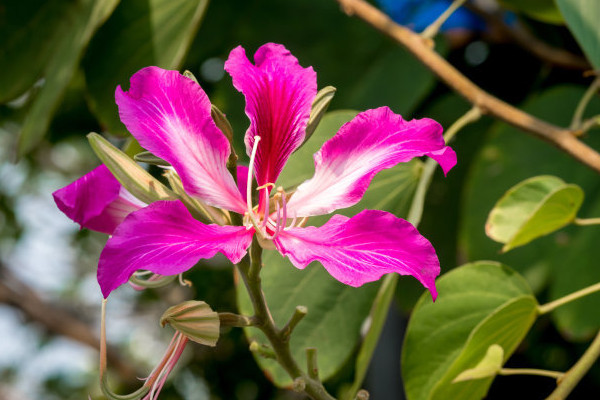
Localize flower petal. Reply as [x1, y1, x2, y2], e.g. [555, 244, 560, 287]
[286, 107, 456, 217]
[98, 200, 253, 298]
[115, 67, 246, 213]
[224, 43, 317, 187]
[274, 210, 440, 300]
[53, 165, 144, 235]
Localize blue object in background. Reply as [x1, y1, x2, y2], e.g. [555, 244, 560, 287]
[377, 0, 486, 32]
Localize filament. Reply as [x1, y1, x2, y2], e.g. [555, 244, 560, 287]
[246, 136, 262, 231]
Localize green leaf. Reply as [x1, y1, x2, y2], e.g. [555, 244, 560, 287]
[486, 175, 584, 252]
[452, 344, 504, 383]
[236, 251, 379, 386]
[460, 85, 600, 339]
[87, 132, 175, 204]
[17, 0, 120, 156]
[83, 0, 210, 136]
[402, 262, 538, 400]
[0, 1, 70, 103]
[556, 0, 600, 68]
[500, 0, 564, 24]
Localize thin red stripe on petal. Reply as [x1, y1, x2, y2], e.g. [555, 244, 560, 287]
[224, 43, 317, 189]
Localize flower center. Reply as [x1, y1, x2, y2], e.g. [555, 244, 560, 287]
[243, 136, 304, 243]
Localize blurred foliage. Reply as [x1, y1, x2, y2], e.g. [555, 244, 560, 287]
[2, 0, 600, 399]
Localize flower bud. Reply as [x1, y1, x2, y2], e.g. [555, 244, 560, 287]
[160, 300, 220, 346]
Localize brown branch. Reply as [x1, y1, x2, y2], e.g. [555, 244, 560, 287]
[336, 0, 600, 174]
[466, 3, 590, 70]
[0, 263, 138, 382]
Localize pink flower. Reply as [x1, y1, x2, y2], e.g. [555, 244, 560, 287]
[54, 43, 456, 300]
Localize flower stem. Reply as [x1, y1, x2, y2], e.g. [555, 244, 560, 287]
[499, 368, 564, 380]
[573, 217, 600, 226]
[421, 0, 468, 40]
[237, 239, 336, 400]
[545, 330, 600, 400]
[537, 282, 600, 315]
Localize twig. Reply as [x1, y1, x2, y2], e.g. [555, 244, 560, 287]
[499, 368, 564, 380]
[573, 217, 600, 226]
[545, 329, 600, 400]
[571, 77, 600, 130]
[538, 282, 600, 315]
[335, 0, 600, 174]
[0, 263, 138, 381]
[421, 0, 468, 40]
[466, 3, 590, 70]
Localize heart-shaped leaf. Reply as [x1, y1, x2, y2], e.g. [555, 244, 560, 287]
[402, 262, 538, 400]
[486, 175, 584, 252]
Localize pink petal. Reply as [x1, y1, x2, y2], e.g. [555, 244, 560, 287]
[274, 210, 440, 300]
[236, 165, 250, 199]
[224, 43, 317, 188]
[286, 107, 457, 217]
[98, 200, 254, 298]
[115, 67, 246, 213]
[53, 165, 144, 235]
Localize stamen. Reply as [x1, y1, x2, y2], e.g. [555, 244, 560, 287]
[272, 201, 282, 239]
[278, 186, 288, 230]
[246, 136, 262, 231]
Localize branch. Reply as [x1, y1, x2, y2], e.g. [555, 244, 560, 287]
[466, 3, 590, 70]
[336, 0, 600, 174]
[0, 263, 138, 382]
[237, 239, 336, 400]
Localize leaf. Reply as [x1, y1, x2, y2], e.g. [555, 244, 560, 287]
[342, 46, 438, 115]
[236, 250, 379, 386]
[459, 85, 600, 339]
[452, 344, 504, 383]
[486, 175, 584, 252]
[87, 132, 175, 204]
[556, 0, 600, 69]
[500, 0, 564, 24]
[402, 262, 538, 400]
[17, 0, 120, 156]
[83, 0, 210, 136]
[0, 1, 70, 102]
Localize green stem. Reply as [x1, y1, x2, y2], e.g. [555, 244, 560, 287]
[421, 0, 468, 39]
[545, 330, 600, 400]
[538, 282, 600, 315]
[573, 217, 600, 226]
[407, 106, 480, 226]
[237, 239, 336, 400]
[571, 76, 600, 131]
[499, 368, 564, 380]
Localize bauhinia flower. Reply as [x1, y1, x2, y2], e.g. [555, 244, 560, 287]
[54, 43, 456, 300]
